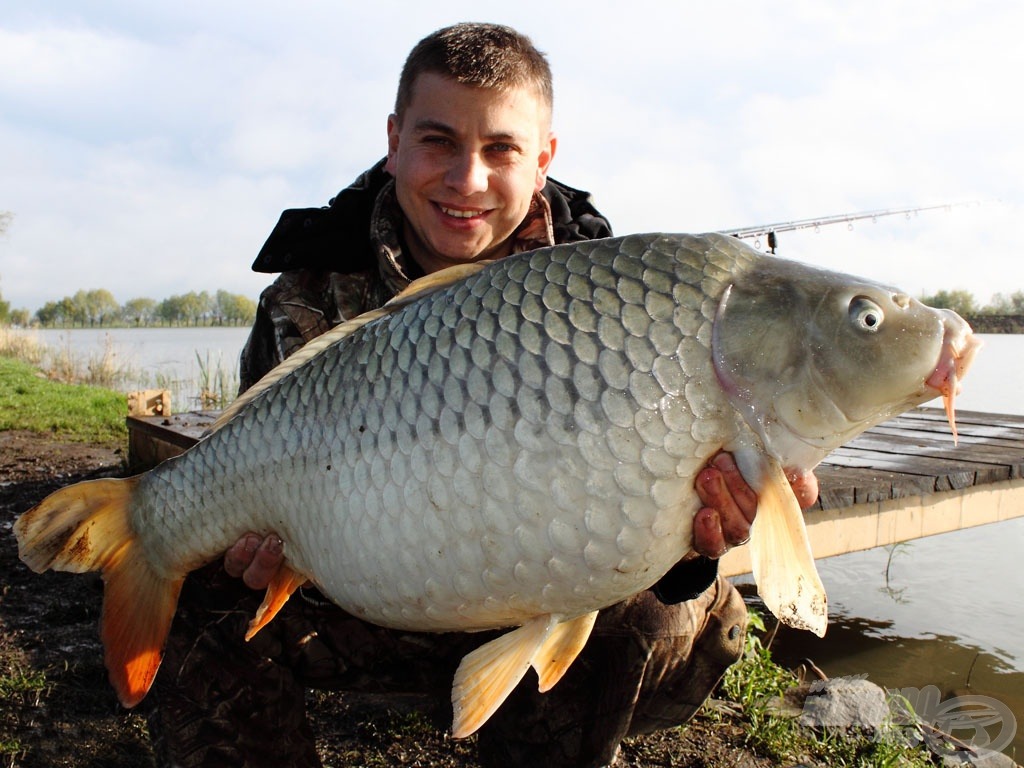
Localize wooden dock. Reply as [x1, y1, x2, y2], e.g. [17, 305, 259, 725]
[722, 408, 1024, 575]
[126, 406, 1024, 574]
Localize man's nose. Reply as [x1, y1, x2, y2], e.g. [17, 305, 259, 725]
[445, 152, 489, 196]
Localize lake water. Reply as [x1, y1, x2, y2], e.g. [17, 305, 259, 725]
[15, 326, 252, 408]
[9, 328, 1024, 756]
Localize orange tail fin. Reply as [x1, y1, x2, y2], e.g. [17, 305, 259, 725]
[14, 477, 183, 707]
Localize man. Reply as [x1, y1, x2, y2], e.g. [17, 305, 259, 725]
[147, 23, 817, 768]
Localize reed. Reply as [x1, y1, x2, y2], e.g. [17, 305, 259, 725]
[0, 328, 46, 365]
[46, 333, 131, 388]
[194, 350, 238, 410]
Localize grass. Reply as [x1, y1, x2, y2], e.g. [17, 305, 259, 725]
[0, 659, 48, 763]
[0, 356, 126, 446]
[717, 610, 937, 767]
[0, 663, 47, 703]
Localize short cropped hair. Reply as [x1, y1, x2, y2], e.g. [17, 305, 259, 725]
[394, 23, 553, 122]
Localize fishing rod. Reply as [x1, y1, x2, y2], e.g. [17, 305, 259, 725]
[720, 201, 985, 253]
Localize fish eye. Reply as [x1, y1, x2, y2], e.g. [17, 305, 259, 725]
[849, 296, 884, 333]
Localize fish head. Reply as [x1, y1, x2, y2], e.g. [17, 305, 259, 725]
[711, 253, 980, 469]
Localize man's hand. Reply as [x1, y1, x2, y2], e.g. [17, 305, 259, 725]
[693, 452, 819, 559]
[224, 533, 284, 590]
[223, 452, 820, 587]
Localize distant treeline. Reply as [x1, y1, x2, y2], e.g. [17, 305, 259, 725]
[964, 315, 1024, 333]
[2, 288, 257, 328]
[918, 289, 1024, 333]
[1, 283, 1022, 331]
[919, 289, 1024, 318]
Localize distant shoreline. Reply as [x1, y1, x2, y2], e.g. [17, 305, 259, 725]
[965, 315, 1024, 333]
[12, 316, 1024, 334]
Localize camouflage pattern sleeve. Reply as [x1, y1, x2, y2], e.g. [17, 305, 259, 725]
[239, 269, 378, 393]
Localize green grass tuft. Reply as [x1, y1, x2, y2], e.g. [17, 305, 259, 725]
[0, 356, 126, 446]
[718, 610, 936, 767]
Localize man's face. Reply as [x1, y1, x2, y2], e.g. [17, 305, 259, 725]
[385, 73, 556, 274]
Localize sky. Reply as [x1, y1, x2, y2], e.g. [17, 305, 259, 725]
[1, 1, 1021, 313]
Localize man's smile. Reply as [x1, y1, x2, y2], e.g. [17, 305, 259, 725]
[439, 205, 488, 219]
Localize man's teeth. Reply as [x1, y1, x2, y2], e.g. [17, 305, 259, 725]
[441, 207, 478, 219]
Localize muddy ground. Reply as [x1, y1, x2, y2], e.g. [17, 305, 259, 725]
[0, 431, 774, 767]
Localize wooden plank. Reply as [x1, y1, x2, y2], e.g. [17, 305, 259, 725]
[836, 434, 1021, 476]
[125, 412, 218, 471]
[898, 408, 1024, 433]
[813, 465, 938, 509]
[127, 389, 172, 417]
[866, 425, 1024, 451]
[823, 448, 994, 492]
[126, 412, 217, 447]
[873, 421, 1024, 445]
[719, 477, 1024, 577]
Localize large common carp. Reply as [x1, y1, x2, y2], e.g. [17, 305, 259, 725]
[15, 233, 978, 737]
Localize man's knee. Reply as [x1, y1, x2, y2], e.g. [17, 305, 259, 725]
[629, 575, 747, 735]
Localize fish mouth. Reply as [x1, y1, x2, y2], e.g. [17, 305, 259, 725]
[925, 310, 982, 444]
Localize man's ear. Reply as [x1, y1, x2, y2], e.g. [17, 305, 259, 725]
[535, 132, 557, 192]
[385, 113, 400, 175]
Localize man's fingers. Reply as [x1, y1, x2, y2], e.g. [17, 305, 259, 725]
[709, 453, 758, 521]
[694, 453, 753, 558]
[788, 468, 820, 510]
[242, 535, 285, 591]
[224, 533, 285, 590]
[224, 533, 262, 578]
[692, 507, 728, 559]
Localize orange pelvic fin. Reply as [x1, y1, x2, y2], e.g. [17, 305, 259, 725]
[531, 610, 598, 692]
[14, 476, 182, 707]
[245, 564, 308, 641]
[451, 614, 559, 738]
[450, 610, 598, 738]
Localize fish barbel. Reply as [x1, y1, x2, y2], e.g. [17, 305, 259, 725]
[15, 233, 979, 737]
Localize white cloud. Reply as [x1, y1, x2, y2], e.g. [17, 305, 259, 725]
[1, 2, 1021, 312]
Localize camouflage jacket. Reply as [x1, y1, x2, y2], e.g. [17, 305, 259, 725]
[238, 159, 613, 391]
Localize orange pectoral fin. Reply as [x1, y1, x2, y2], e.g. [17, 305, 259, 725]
[245, 564, 308, 641]
[747, 457, 828, 638]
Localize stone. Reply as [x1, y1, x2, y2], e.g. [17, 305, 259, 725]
[940, 751, 1020, 768]
[798, 676, 889, 735]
